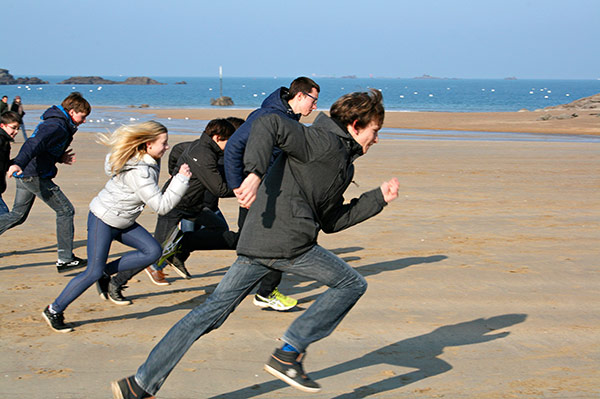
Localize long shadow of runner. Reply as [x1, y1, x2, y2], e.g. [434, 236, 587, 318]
[208, 313, 527, 399]
[295, 255, 447, 305]
[77, 256, 448, 324]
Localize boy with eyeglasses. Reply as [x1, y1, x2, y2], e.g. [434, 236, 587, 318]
[223, 76, 320, 311]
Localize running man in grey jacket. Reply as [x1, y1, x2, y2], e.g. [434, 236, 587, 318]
[112, 90, 399, 398]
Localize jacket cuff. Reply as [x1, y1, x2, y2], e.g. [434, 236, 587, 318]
[372, 187, 387, 207]
[174, 173, 190, 184]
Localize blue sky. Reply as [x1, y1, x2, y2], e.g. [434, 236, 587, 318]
[4, 0, 598, 79]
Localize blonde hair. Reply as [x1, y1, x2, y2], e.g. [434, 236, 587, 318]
[97, 120, 168, 174]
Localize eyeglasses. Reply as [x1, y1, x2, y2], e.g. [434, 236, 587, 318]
[303, 92, 318, 105]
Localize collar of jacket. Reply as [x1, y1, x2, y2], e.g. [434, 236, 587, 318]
[117, 153, 159, 174]
[201, 131, 223, 154]
[0, 128, 14, 143]
[313, 112, 364, 160]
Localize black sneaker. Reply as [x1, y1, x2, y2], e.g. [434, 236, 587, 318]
[42, 306, 73, 333]
[108, 281, 132, 305]
[56, 256, 87, 274]
[264, 348, 321, 393]
[166, 253, 191, 279]
[96, 273, 111, 300]
[111, 375, 154, 399]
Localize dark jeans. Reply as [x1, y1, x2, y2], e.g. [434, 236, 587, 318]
[111, 207, 228, 287]
[135, 244, 368, 395]
[0, 176, 75, 262]
[52, 212, 161, 313]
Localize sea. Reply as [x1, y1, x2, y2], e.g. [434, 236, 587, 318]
[3, 76, 599, 143]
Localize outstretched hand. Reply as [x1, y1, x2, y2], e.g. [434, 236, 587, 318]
[60, 148, 76, 165]
[380, 177, 399, 203]
[178, 163, 192, 178]
[234, 173, 261, 209]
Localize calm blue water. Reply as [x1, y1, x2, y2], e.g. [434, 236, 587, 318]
[3, 76, 600, 112]
[4, 76, 599, 143]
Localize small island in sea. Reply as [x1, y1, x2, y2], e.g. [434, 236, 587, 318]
[58, 76, 165, 85]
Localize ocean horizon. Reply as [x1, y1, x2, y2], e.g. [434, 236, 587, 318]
[5, 76, 599, 144]
[2, 76, 599, 113]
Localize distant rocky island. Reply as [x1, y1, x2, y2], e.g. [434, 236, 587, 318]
[58, 76, 165, 85]
[413, 74, 459, 80]
[0, 69, 48, 85]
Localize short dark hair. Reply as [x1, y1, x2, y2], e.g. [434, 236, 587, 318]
[330, 89, 384, 130]
[61, 92, 91, 115]
[204, 118, 235, 140]
[225, 116, 245, 130]
[1, 110, 21, 125]
[286, 77, 320, 100]
[1, 96, 7, 100]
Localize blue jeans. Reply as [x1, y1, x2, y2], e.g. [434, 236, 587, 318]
[135, 244, 367, 394]
[0, 176, 75, 261]
[0, 195, 8, 215]
[52, 212, 162, 313]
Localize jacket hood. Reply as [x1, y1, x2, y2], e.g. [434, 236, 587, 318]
[41, 105, 78, 132]
[314, 112, 364, 159]
[260, 87, 300, 121]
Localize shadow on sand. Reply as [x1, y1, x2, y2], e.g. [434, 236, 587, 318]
[208, 314, 527, 399]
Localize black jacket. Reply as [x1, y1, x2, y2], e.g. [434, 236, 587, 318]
[0, 128, 13, 194]
[167, 132, 233, 213]
[236, 112, 387, 259]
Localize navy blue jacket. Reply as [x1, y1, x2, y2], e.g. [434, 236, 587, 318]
[12, 105, 78, 178]
[224, 87, 300, 189]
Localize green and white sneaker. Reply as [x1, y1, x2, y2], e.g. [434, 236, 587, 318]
[156, 228, 183, 267]
[253, 288, 297, 311]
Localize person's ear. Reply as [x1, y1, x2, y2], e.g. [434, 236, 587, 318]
[347, 120, 359, 135]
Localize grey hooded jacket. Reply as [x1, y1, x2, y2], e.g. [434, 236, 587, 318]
[236, 112, 387, 259]
[89, 153, 189, 229]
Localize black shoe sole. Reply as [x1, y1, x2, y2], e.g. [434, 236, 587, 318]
[56, 263, 86, 274]
[108, 296, 132, 306]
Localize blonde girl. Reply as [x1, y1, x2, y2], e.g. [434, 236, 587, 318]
[43, 121, 191, 332]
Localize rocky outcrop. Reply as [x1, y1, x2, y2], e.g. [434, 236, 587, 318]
[0, 68, 48, 85]
[175, 81, 187, 85]
[58, 76, 119, 85]
[544, 93, 600, 110]
[121, 77, 164, 85]
[58, 76, 165, 85]
[537, 113, 578, 121]
[210, 96, 234, 106]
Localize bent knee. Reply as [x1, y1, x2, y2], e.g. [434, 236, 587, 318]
[354, 276, 368, 296]
[145, 243, 162, 263]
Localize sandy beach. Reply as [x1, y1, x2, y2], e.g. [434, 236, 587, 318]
[0, 107, 598, 398]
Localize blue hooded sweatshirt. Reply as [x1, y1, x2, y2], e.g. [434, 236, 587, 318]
[224, 87, 300, 189]
[12, 105, 78, 179]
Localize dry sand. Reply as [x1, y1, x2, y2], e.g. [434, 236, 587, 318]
[0, 108, 598, 398]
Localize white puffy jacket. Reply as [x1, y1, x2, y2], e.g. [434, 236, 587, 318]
[89, 153, 189, 229]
